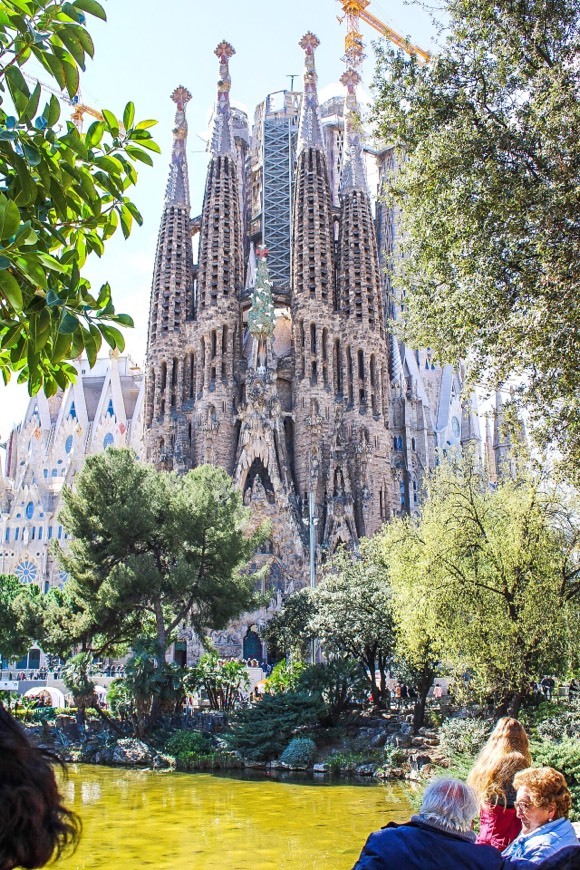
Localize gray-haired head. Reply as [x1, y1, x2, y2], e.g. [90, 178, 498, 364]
[417, 779, 479, 835]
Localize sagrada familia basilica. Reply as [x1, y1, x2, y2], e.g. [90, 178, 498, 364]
[1, 33, 507, 664]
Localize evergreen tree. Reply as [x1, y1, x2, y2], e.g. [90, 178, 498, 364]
[44, 448, 263, 657]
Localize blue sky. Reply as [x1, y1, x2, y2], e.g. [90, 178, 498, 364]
[0, 0, 438, 440]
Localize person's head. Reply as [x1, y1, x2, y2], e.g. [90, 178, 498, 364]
[513, 767, 572, 836]
[533, 846, 580, 870]
[417, 778, 479, 836]
[0, 705, 80, 870]
[467, 717, 531, 802]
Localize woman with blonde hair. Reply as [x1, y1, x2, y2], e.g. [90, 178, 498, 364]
[467, 717, 532, 849]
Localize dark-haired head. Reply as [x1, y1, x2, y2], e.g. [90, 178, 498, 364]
[536, 846, 580, 870]
[0, 704, 80, 869]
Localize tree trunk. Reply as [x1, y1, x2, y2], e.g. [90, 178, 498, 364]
[93, 703, 125, 736]
[412, 668, 436, 732]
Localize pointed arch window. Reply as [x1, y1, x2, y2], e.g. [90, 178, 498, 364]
[106, 399, 115, 418]
[68, 402, 77, 420]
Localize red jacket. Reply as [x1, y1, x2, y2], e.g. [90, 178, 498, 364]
[476, 802, 522, 851]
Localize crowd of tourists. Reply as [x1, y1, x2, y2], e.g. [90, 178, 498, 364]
[353, 718, 579, 869]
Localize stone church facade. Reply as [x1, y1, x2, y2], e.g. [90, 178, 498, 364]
[143, 35, 482, 661]
[0, 33, 492, 667]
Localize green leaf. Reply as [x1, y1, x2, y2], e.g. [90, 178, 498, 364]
[33, 307, 51, 351]
[58, 25, 86, 69]
[85, 119, 105, 147]
[125, 145, 153, 167]
[22, 143, 41, 166]
[61, 1, 81, 20]
[131, 136, 160, 154]
[0, 269, 23, 309]
[21, 81, 41, 123]
[35, 50, 66, 91]
[73, 0, 107, 21]
[52, 330, 72, 362]
[122, 101, 135, 131]
[112, 312, 134, 327]
[0, 195, 22, 241]
[5, 66, 30, 103]
[0, 322, 23, 350]
[14, 254, 47, 290]
[102, 109, 119, 136]
[119, 204, 132, 239]
[62, 58, 80, 99]
[99, 323, 125, 351]
[135, 119, 158, 130]
[76, 26, 95, 58]
[46, 94, 61, 127]
[12, 154, 37, 207]
[59, 312, 80, 334]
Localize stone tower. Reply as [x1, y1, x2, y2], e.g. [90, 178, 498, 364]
[144, 34, 471, 650]
[144, 85, 195, 470]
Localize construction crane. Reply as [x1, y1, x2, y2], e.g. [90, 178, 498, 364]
[22, 72, 103, 131]
[337, 0, 431, 69]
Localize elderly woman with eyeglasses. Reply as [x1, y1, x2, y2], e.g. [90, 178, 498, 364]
[502, 767, 579, 864]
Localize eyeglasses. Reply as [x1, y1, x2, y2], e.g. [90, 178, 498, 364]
[514, 801, 534, 812]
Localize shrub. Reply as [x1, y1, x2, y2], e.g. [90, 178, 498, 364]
[297, 659, 367, 725]
[224, 691, 325, 761]
[532, 739, 580, 821]
[383, 745, 407, 768]
[165, 730, 213, 758]
[107, 680, 133, 720]
[280, 737, 317, 767]
[535, 701, 580, 742]
[440, 717, 490, 757]
[326, 749, 383, 774]
[266, 659, 306, 694]
[185, 650, 249, 711]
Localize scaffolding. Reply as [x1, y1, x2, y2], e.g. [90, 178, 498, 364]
[251, 90, 301, 290]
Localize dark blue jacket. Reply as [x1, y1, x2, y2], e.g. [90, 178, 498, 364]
[352, 819, 533, 870]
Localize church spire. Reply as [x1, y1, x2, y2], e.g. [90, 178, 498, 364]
[146, 87, 195, 352]
[339, 68, 368, 194]
[209, 40, 236, 158]
[197, 40, 244, 309]
[296, 32, 325, 154]
[165, 86, 191, 208]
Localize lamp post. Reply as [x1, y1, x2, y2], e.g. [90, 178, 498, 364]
[308, 489, 317, 664]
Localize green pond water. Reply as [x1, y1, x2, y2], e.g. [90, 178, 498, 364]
[57, 764, 415, 870]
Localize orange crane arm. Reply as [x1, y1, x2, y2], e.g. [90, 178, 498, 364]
[359, 7, 431, 63]
[337, 0, 430, 65]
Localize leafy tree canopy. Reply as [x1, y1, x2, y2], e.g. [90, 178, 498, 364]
[0, 0, 159, 395]
[0, 572, 42, 660]
[261, 587, 315, 662]
[44, 448, 264, 657]
[377, 452, 580, 715]
[372, 0, 579, 468]
[310, 539, 396, 705]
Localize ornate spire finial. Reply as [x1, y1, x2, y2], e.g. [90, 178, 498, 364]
[248, 249, 275, 341]
[210, 40, 236, 157]
[165, 85, 192, 207]
[296, 32, 324, 154]
[339, 66, 368, 195]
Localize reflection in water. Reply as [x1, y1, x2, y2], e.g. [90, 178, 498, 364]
[57, 765, 415, 870]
